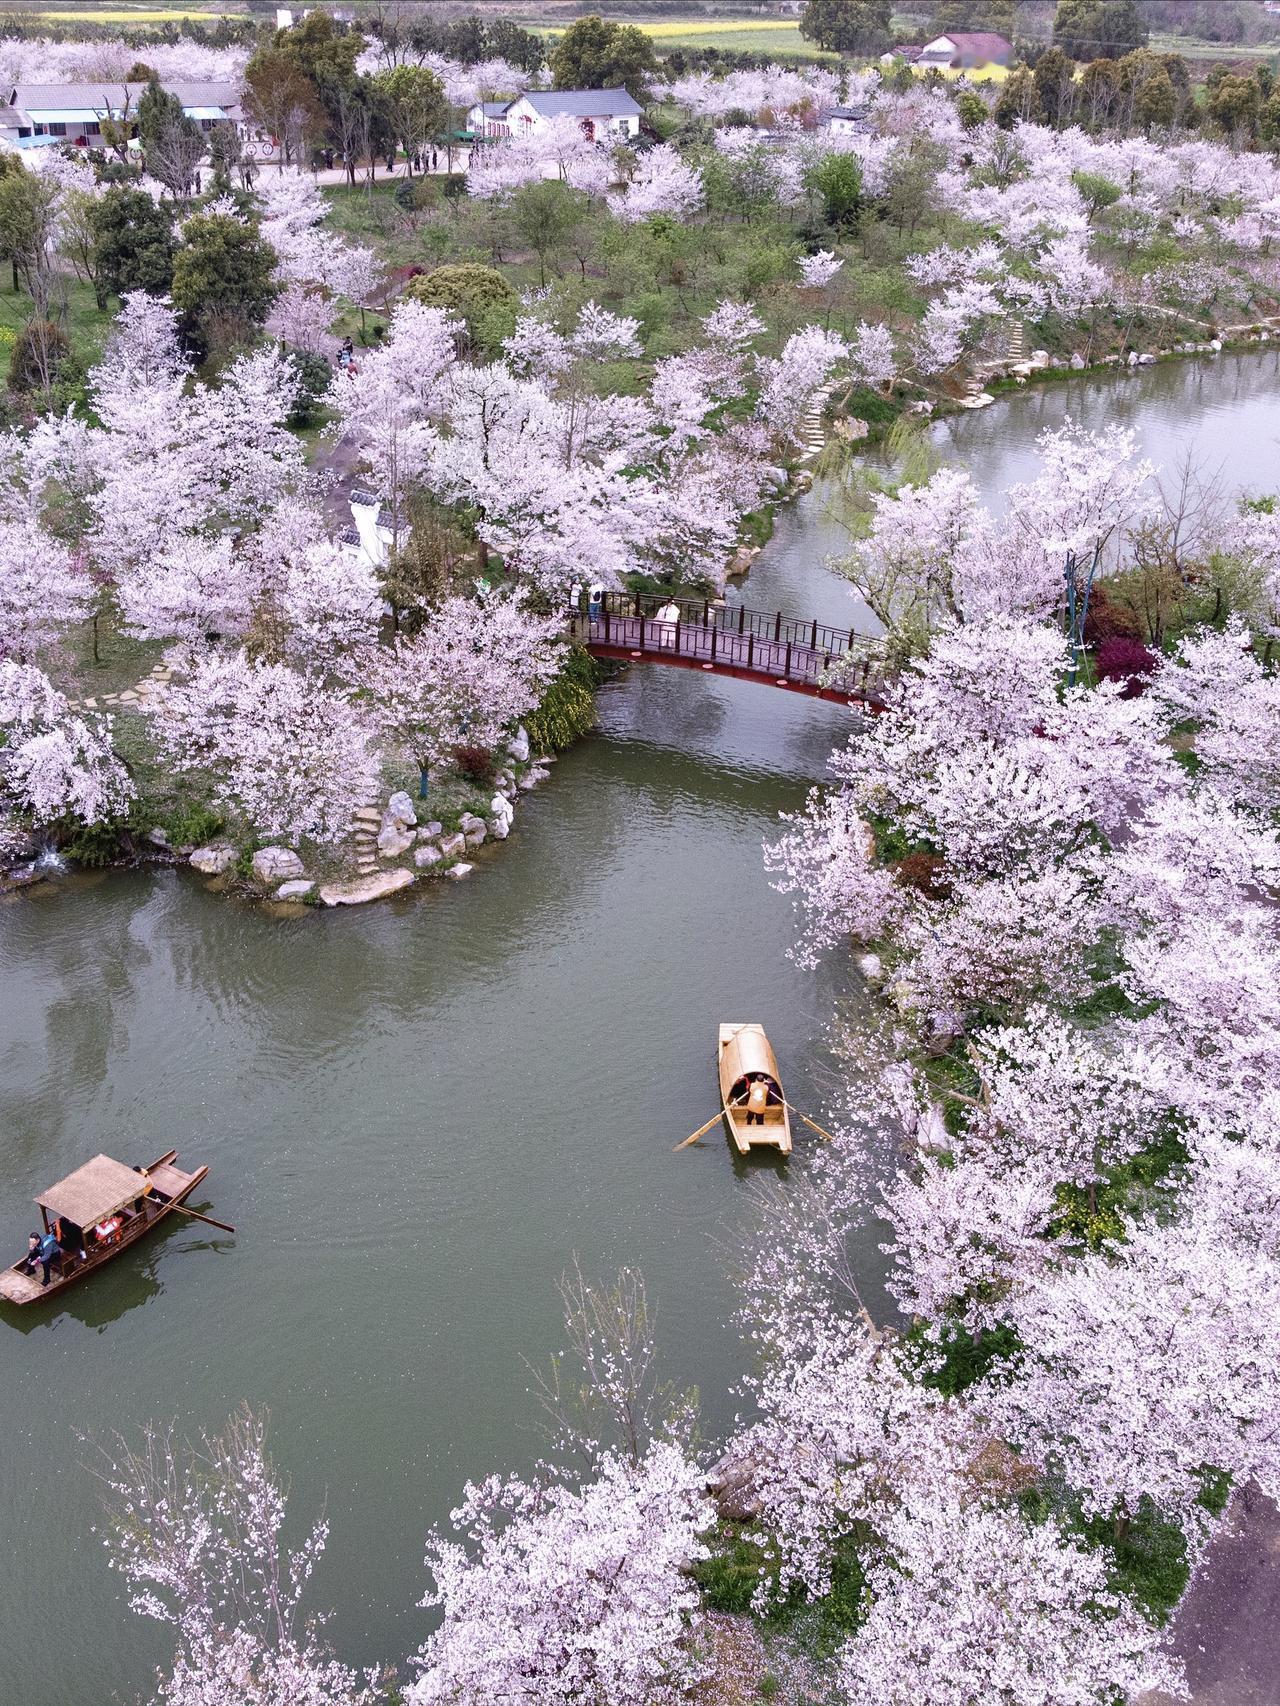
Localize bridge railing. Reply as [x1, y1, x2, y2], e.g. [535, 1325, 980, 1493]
[569, 590, 863, 660]
[566, 600, 884, 701]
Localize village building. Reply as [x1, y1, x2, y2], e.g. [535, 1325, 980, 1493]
[464, 99, 512, 140]
[915, 31, 1013, 69]
[825, 103, 872, 135]
[1, 79, 242, 150]
[340, 489, 398, 570]
[467, 87, 643, 144]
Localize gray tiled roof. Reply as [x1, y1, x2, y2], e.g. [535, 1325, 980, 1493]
[11, 79, 241, 114]
[517, 87, 642, 119]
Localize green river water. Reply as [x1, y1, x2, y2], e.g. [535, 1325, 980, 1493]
[2, 348, 1278, 1701]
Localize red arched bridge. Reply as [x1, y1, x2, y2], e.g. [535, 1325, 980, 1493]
[567, 591, 882, 707]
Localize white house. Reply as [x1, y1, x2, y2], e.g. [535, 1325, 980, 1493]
[500, 88, 643, 142]
[465, 100, 511, 139]
[825, 104, 871, 136]
[4, 79, 242, 150]
[341, 488, 398, 570]
[915, 31, 1012, 69]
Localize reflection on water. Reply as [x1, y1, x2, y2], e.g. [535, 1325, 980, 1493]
[2, 349, 1279, 1700]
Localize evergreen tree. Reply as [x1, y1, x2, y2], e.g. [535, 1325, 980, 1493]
[91, 185, 176, 298]
[1053, 0, 1147, 61]
[549, 15, 659, 99]
[800, 0, 893, 55]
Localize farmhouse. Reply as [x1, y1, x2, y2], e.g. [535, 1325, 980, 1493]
[2, 80, 242, 150]
[916, 31, 1012, 69]
[479, 88, 644, 143]
[825, 104, 872, 136]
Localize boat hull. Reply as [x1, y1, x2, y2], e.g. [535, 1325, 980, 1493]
[718, 1023, 792, 1156]
[0, 1150, 209, 1307]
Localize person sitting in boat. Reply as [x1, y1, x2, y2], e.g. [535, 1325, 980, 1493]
[23, 1229, 62, 1287]
[95, 1214, 123, 1245]
[56, 1216, 86, 1264]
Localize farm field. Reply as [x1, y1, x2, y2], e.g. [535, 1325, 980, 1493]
[539, 17, 839, 60]
[30, 7, 230, 17]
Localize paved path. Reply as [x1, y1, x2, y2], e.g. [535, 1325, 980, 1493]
[1143, 1491, 1280, 1706]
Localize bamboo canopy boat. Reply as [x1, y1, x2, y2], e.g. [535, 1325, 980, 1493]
[0, 1148, 210, 1306]
[718, 1024, 792, 1156]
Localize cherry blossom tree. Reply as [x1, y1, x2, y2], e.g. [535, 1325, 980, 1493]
[0, 660, 132, 827]
[798, 249, 843, 289]
[607, 145, 703, 224]
[374, 586, 561, 790]
[754, 326, 848, 447]
[98, 1407, 375, 1706]
[148, 651, 378, 846]
[0, 518, 90, 661]
[325, 300, 459, 546]
[984, 1210, 1280, 1532]
[409, 1444, 713, 1706]
[468, 115, 612, 200]
[838, 1488, 1185, 1706]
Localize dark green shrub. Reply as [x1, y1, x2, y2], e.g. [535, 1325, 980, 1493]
[525, 647, 602, 752]
[286, 349, 332, 426]
[57, 816, 126, 867]
[8, 319, 72, 393]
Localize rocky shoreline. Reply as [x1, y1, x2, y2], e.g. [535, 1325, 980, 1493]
[1, 725, 557, 913]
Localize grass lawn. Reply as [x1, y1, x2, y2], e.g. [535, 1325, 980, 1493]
[540, 17, 839, 61]
[0, 276, 115, 372]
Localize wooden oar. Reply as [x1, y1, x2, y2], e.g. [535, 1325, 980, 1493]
[782, 1101, 838, 1143]
[674, 1112, 725, 1151]
[168, 1201, 236, 1234]
[673, 1095, 748, 1151]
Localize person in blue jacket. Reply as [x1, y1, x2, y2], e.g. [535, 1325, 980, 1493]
[23, 1228, 61, 1287]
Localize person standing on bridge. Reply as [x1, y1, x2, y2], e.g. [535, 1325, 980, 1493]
[588, 583, 604, 622]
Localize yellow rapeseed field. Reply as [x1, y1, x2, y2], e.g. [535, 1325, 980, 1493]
[640, 19, 809, 36]
[35, 7, 226, 19]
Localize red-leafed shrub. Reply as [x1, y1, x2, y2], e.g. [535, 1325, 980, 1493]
[893, 851, 952, 898]
[1084, 584, 1141, 647]
[452, 744, 495, 784]
[1097, 636, 1158, 698]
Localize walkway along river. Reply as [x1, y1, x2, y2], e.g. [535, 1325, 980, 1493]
[1, 347, 1278, 1702]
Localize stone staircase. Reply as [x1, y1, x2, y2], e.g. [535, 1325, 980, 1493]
[796, 381, 836, 465]
[1005, 317, 1027, 363]
[350, 799, 381, 878]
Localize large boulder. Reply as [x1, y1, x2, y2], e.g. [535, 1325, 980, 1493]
[386, 791, 417, 828]
[189, 844, 235, 875]
[706, 1449, 765, 1523]
[446, 862, 474, 880]
[319, 869, 415, 906]
[275, 879, 314, 900]
[465, 826, 486, 849]
[252, 847, 304, 884]
[507, 725, 530, 763]
[440, 832, 467, 858]
[414, 844, 443, 869]
[377, 825, 415, 858]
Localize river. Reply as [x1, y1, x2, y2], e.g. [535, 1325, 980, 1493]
[2, 347, 1278, 1701]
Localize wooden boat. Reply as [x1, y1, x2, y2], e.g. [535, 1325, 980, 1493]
[718, 1024, 792, 1156]
[0, 1148, 209, 1306]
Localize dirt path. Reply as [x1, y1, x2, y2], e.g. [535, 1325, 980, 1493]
[311, 429, 365, 534]
[1143, 1490, 1280, 1706]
